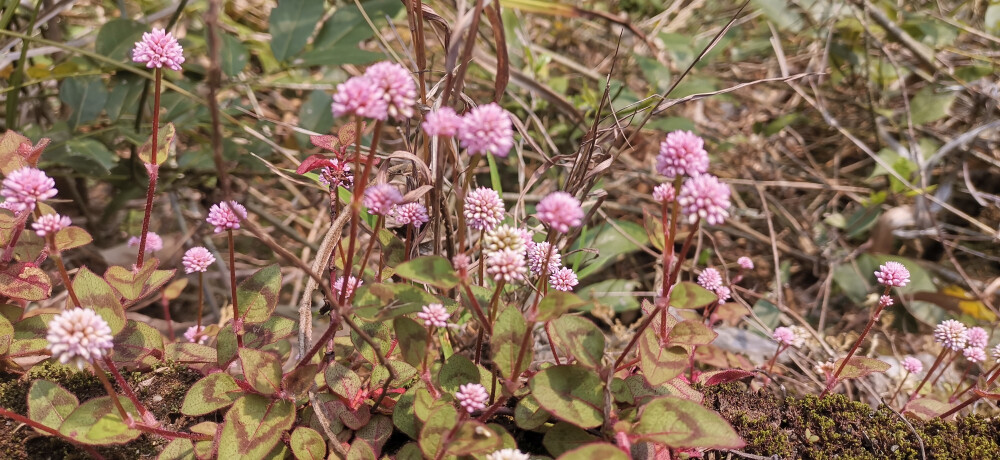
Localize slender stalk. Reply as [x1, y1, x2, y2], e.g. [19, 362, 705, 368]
[160, 290, 175, 342]
[340, 120, 383, 306]
[953, 363, 1000, 403]
[907, 348, 950, 403]
[478, 229, 486, 285]
[227, 229, 243, 348]
[404, 225, 413, 261]
[461, 281, 492, 333]
[762, 343, 786, 385]
[821, 285, 893, 397]
[928, 354, 958, 388]
[355, 214, 385, 292]
[195, 272, 204, 329]
[942, 365, 1000, 418]
[93, 366, 131, 423]
[0, 407, 107, 459]
[102, 356, 152, 422]
[889, 371, 910, 404]
[545, 321, 561, 365]
[136, 68, 162, 269]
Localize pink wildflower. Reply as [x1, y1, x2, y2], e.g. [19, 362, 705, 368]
[455, 383, 489, 413]
[652, 183, 676, 203]
[331, 76, 388, 120]
[1, 167, 57, 213]
[464, 187, 505, 231]
[964, 346, 986, 363]
[715, 286, 731, 304]
[526, 241, 561, 276]
[206, 201, 247, 233]
[934, 319, 968, 351]
[677, 174, 731, 225]
[485, 248, 527, 283]
[131, 28, 185, 71]
[458, 103, 514, 157]
[423, 107, 462, 137]
[128, 232, 163, 254]
[417, 304, 450, 328]
[46, 308, 115, 370]
[737, 256, 754, 270]
[393, 202, 429, 227]
[484, 224, 527, 255]
[901, 356, 923, 374]
[32, 213, 71, 238]
[184, 325, 207, 345]
[878, 295, 894, 308]
[697, 268, 723, 292]
[874, 261, 910, 288]
[363, 184, 402, 216]
[363, 61, 417, 120]
[549, 267, 579, 292]
[182, 247, 215, 274]
[333, 276, 363, 300]
[656, 130, 709, 179]
[967, 327, 989, 349]
[536, 191, 584, 233]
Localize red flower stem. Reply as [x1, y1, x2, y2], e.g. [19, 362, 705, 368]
[941, 363, 1000, 418]
[615, 357, 640, 373]
[136, 68, 162, 269]
[763, 343, 787, 385]
[478, 229, 485, 285]
[195, 272, 204, 329]
[403, 225, 412, 262]
[340, 120, 383, 306]
[953, 363, 1000, 402]
[227, 229, 243, 348]
[544, 321, 561, 365]
[461, 281, 492, 333]
[354, 214, 385, 296]
[160, 290, 174, 342]
[929, 353, 958, 388]
[889, 371, 910, 404]
[102, 356, 152, 421]
[93, 365, 132, 423]
[948, 366, 973, 400]
[0, 407, 107, 459]
[907, 348, 950, 404]
[821, 285, 892, 397]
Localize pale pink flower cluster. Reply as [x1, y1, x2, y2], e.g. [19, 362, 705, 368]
[484, 225, 527, 255]
[182, 247, 215, 273]
[206, 201, 247, 233]
[486, 249, 527, 283]
[423, 107, 462, 137]
[964, 346, 986, 363]
[334, 276, 363, 300]
[874, 261, 910, 288]
[417, 304, 450, 328]
[697, 268, 723, 291]
[32, 213, 71, 237]
[901, 356, 923, 374]
[393, 202, 429, 227]
[1, 167, 57, 213]
[652, 183, 676, 203]
[526, 241, 561, 276]
[455, 383, 489, 413]
[46, 308, 115, 370]
[549, 267, 579, 292]
[458, 103, 514, 157]
[131, 28, 185, 71]
[934, 319, 968, 351]
[364, 184, 403, 216]
[714, 286, 731, 304]
[128, 232, 163, 254]
[878, 295, 894, 308]
[465, 187, 505, 232]
[737, 256, 754, 270]
[331, 61, 416, 121]
[677, 174, 730, 225]
[772, 326, 807, 348]
[535, 191, 583, 233]
[967, 327, 989, 349]
[184, 325, 208, 345]
[656, 130, 709, 179]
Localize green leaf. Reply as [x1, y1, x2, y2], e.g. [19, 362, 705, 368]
[419, 404, 458, 459]
[667, 320, 717, 346]
[104, 259, 166, 302]
[987, 4, 1000, 35]
[639, 328, 688, 386]
[283, 363, 319, 396]
[138, 122, 176, 166]
[59, 76, 108, 130]
[182, 373, 241, 416]
[635, 396, 745, 449]
[558, 443, 630, 460]
[551, 315, 605, 368]
[269, 0, 324, 62]
[542, 422, 599, 457]
[290, 426, 326, 460]
[48, 138, 117, 176]
[446, 421, 502, 456]
[0, 263, 51, 302]
[95, 19, 147, 62]
[105, 73, 145, 121]
[394, 256, 460, 289]
[11, 314, 53, 357]
[569, 220, 648, 279]
[536, 291, 588, 322]
[111, 320, 164, 369]
[642, 208, 665, 251]
[752, 0, 803, 32]
[28, 380, 79, 432]
[0, 131, 29, 175]
[220, 32, 249, 77]
[578, 278, 639, 313]
[158, 439, 195, 460]
[492, 307, 529, 380]
[295, 0, 400, 67]
[236, 264, 282, 324]
[326, 362, 363, 400]
[73, 266, 126, 334]
[165, 342, 218, 372]
[0, 315, 12, 356]
[219, 396, 295, 460]
[296, 90, 335, 145]
[834, 356, 891, 381]
[394, 316, 429, 368]
[438, 354, 483, 395]
[59, 396, 141, 445]
[54, 226, 93, 252]
[514, 394, 550, 430]
[909, 87, 957, 125]
[669, 282, 718, 310]
[529, 365, 604, 429]
[239, 348, 283, 395]
[353, 283, 447, 320]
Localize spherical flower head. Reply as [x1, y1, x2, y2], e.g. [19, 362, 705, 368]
[184, 325, 208, 345]
[465, 187, 505, 231]
[334, 276, 363, 300]
[182, 246, 215, 274]
[549, 267, 579, 292]
[656, 130, 709, 179]
[874, 261, 910, 288]
[458, 103, 514, 157]
[1, 167, 57, 213]
[363, 61, 417, 120]
[127, 232, 163, 253]
[964, 346, 986, 363]
[697, 268, 723, 292]
[486, 248, 527, 283]
[714, 286, 731, 304]
[934, 319, 968, 351]
[455, 383, 489, 413]
[526, 241, 562, 276]
[332, 76, 388, 120]
[417, 303, 449, 328]
[814, 360, 835, 378]
[652, 183, 676, 203]
[967, 327, 989, 349]
[737, 256, 754, 270]
[131, 28, 185, 71]
[878, 295, 894, 308]
[452, 254, 471, 276]
[773, 326, 807, 348]
[393, 202, 429, 227]
[363, 184, 402, 216]
[486, 448, 530, 460]
[536, 191, 583, 233]
[901, 356, 923, 374]
[207, 201, 247, 233]
[677, 174, 731, 225]
[423, 107, 462, 137]
[46, 308, 115, 370]
[484, 224, 527, 255]
[32, 213, 71, 237]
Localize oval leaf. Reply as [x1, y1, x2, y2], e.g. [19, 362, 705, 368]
[635, 396, 745, 449]
[639, 328, 688, 386]
[669, 282, 718, 310]
[28, 380, 79, 432]
[236, 264, 281, 324]
[290, 426, 326, 460]
[218, 396, 295, 460]
[182, 373, 241, 416]
[394, 256, 460, 289]
[529, 365, 604, 429]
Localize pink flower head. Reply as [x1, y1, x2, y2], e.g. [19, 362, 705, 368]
[878, 295, 894, 308]
[318, 159, 353, 190]
[131, 28, 185, 71]
[715, 286, 731, 304]
[967, 327, 989, 349]
[678, 174, 731, 225]
[536, 191, 583, 233]
[334, 276, 363, 300]
[332, 76, 388, 120]
[485, 248, 527, 283]
[182, 246, 215, 274]
[417, 303, 449, 328]
[737, 256, 754, 270]
[874, 261, 910, 288]
[363, 61, 417, 120]
[458, 103, 514, 157]
[964, 346, 986, 363]
[206, 201, 247, 233]
[549, 267, 579, 292]
[128, 232, 163, 254]
[423, 107, 462, 137]
[32, 213, 71, 237]
[393, 202, 429, 227]
[465, 187, 505, 232]
[697, 268, 723, 292]
[455, 383, 489, 413]
[484, 224, 527, 255]
[652, 183, 676, 203]
[364, 184, 403, 216]
[526, 241, 561, 276]
[772, 326, 807, 348]
[1, 167, 57, 213]
[656, 130, 709, 179]
[46, 308, 115, 370]
[901, 356, 923, 374]
[934, 319, 968, 351]
[184, 325, 207, 345]
[452, 254, 471, 276]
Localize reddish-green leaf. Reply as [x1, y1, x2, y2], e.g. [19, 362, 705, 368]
[904, 398, 949, 420]
[394, 316, 429, 367]
[182, 373, 241, 416]
[73, 267, 125, 334]
[54, 226, 92, 252]
[667, 320, 717, 346]
[138, 122, 176, 165]
[446, 421, 502, 456]
[0, 262, 51, 301]
[235, 265, 281, 324]
[558, 443, 630, 460]
[165, 342, 218, 373]
[0, 315, 13, 356]
[326, 362, 363, 400]
[669, 282, 718, 309]
[347, 439, 376, 460]
[492, 306, 529, 380]
[28, 380, 79, 432]
[283, 363, 319, 396]
[158, 439, 195, 460]
[698, 369, 755, 386]
[0, 131, 29, 174]
[419, 404, 458, 459]
[529, 365, 604, 429]
[239, 348, 282, 395]
[536, 291, 588, 322]
[111, 320, 164, 370]
[104, 260, 159, 302]
[10, 314, 52, 357]
[514, 394, 551, 430]
[551, 315, 605, 368]
[835, 356, 891, 381]
[59, 396, 142, 445]
[639, 328, 688, 386]
[218, 396, 295, 460]
[438, 354, 486, 395]
[394, 256, 459, 289]
[0, 210, 18, 247]
[356, 415, 393, 454]
[635, 396, 745, 449]
[290, 426, 326, 460]
[643, 208, 665, 251]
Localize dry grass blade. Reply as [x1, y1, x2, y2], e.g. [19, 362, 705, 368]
[484, 2, 509, 101]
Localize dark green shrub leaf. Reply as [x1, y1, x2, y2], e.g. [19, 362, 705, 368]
[669, 282, 718, 309]
[394, 316, 429, 368]
[492, 306, 529, 380]
[220, 32, 249, 77]
[529, 365, 604, 428]
[28, 380, 79, 432]
[635, 396, 745, 449]
[834, 356, 890, 381]
[59, 396, 141, 445]
[419, 404, 458, 458]
[111, 320, 164, 370]
[0, 262, 51, 301]
[666, 320, 717, 346]
[218, 396, 295, 460]
[542, 422, 599, 457]
[446, 421, 502, 456]
[236, 264, 281, 324]
[639, 329, 688, 385]
[290, 426, 326, 460]
[558, 443, 630, 460]
[73, 267, 125, 334]
[551, 315, 605, 368]
[59, 77, 108, 130]
[95, 19, 146, 62]
[269, 0, 324, 62]
[239, 348, 283, 395]
[514, 394, 550, 430]
[182, 373, 241, 416]
[138, 122, 176, 166]
[536, 291, 588, 322]
[394, 256, 460, 289]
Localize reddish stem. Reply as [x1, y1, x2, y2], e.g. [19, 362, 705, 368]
[102, 356, 153, 423]
[0, 407, 107, 459]
[340, 120, 383, 306]
[821, 285, 892, 397]
[907, 348, 950, 404]
[160, 290, 174, 342]
[136, 68, 162, 269]
[228, 229, 244, 348]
